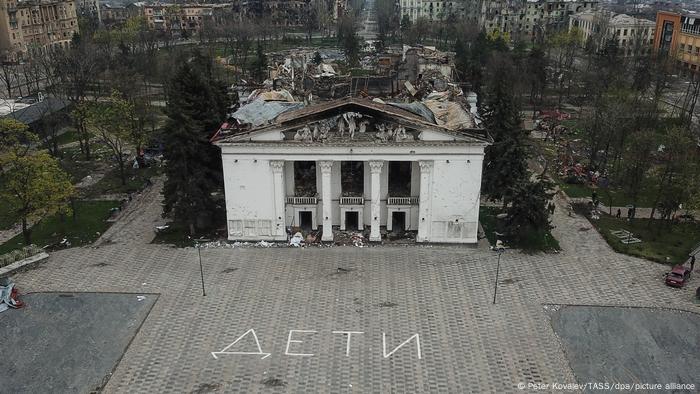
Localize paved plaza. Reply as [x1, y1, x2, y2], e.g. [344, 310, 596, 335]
[7, 186, 700, 393]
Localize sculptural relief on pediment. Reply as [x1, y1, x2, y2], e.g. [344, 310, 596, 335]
[288, 112, 417, 143]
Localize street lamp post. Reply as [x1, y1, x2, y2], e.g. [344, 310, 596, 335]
[493, 249, 503, 305]
[493, 231, 504, 305]
[191, 237, 211, 297]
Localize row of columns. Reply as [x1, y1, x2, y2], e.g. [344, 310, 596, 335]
[270, 159, 434, 242]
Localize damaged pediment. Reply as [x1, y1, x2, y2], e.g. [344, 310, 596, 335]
[213, 97, 490, 145]
[287, 112, 416, 143]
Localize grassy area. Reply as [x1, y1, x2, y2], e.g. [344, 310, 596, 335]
[84, 165, 161, 198]
[0, 197, 19, 231]
[53, 128, 81, 146]
[58, 146, 107, 184]
[151, 222, 192, 247]
[151, 221, 224, 248]
[0, 200, 119, 254]
[591, 215, 700, 265]
[530, 138, 658, 207]
[557, 179, 658, 207]
[479, 206, 561, 253]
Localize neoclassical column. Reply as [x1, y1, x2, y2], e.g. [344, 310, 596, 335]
[269, 160, 286, 239]
[369, 160, 384, 242]
[417, 160, 433, 242]
[319, 160, 334, 241]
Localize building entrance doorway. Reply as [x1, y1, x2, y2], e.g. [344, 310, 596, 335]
[299, 211, 313, 230]
[345, 211, 359, 231]
[392, 212, 406, 232]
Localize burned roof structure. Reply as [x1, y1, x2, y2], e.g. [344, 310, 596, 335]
[214, 96, 488, 144]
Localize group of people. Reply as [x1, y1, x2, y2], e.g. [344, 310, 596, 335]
[614, 206, 636, 220]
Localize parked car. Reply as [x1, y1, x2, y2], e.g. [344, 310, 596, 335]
[665, 265, 692, 288]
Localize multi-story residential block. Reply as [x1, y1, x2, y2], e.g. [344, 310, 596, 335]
[144, 3, 230, 37]
[399, 0, 480, 23]
[76, 0, 99, 22]
[231, 0, 341, 27]
[0, 0, 79, 60]
[100, 2, 143, 27]
[654, 10, 700, 71]
[480, 0, 598, 42]
[569, 10, 655, 56]
[398, 0, 597, 41]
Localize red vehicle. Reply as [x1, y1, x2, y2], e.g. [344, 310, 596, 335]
[665, 265, 692, 288]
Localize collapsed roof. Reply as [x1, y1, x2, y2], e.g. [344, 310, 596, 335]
[213, 96, 487, 143]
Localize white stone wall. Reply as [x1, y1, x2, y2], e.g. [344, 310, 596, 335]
[219, 143, 486, 243]
[222, 157, 284, 241]
[427, 158, 483, 243]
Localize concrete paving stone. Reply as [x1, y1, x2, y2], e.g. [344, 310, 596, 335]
[8, 184, 700, 393]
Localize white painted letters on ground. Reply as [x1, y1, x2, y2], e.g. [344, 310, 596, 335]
[211, 328, 271, 359]
[212, 329, 422, 360]
[382, 333, 422, 359]
[332, 331, 364, 356]
[285, 330, 317, 356]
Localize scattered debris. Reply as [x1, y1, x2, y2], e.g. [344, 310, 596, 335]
[256, 240, 271, 248]
[136, 295, 146, 302]
[0, 279, 24, 312]
[289, 232, 304, 247]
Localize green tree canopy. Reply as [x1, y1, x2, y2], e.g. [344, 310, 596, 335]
[481, 54, 529, 204]
[1, 147, 74, 245]
[85, 92, 138, 185]
[162, 52, 229, 234]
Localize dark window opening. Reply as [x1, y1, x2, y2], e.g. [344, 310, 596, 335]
[294, 161, 316, 196]
[341, 161, 363, 196]
[299, 211, 312, 230]
[392, 211, 406, 232]
[388, 161, 412, 196]
[345, 211, 359, 231]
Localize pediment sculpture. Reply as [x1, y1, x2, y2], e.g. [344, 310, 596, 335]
[291, 112, 415, 143]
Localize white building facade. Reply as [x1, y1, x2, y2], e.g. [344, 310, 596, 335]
[214, 98, 490, 244]
[569, 10, 655, 56]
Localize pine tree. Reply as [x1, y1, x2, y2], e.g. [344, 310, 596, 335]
[505, 175, 554, 243]
[453, 38, 469, 82]
[481, 54, 529, 206]
[162, 53, 229, 235]
[250, 42, 268, 83]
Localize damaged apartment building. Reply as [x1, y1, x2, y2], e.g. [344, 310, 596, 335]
[398, 0, 599, 42]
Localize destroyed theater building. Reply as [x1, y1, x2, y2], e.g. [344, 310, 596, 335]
[212, 96, 490, 244]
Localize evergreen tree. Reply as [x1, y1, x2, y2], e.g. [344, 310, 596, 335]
[453, 38, 469, 82]
[481, 54, 529, 205]
[250, 41, 268, 83]
[342, 31, 360, 67]
[505, 175, 554, 243]
[162, 52, 229, 234]
[400, 14, 412, 43]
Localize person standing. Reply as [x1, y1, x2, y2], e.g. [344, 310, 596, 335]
[616, 208, 621, 218]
